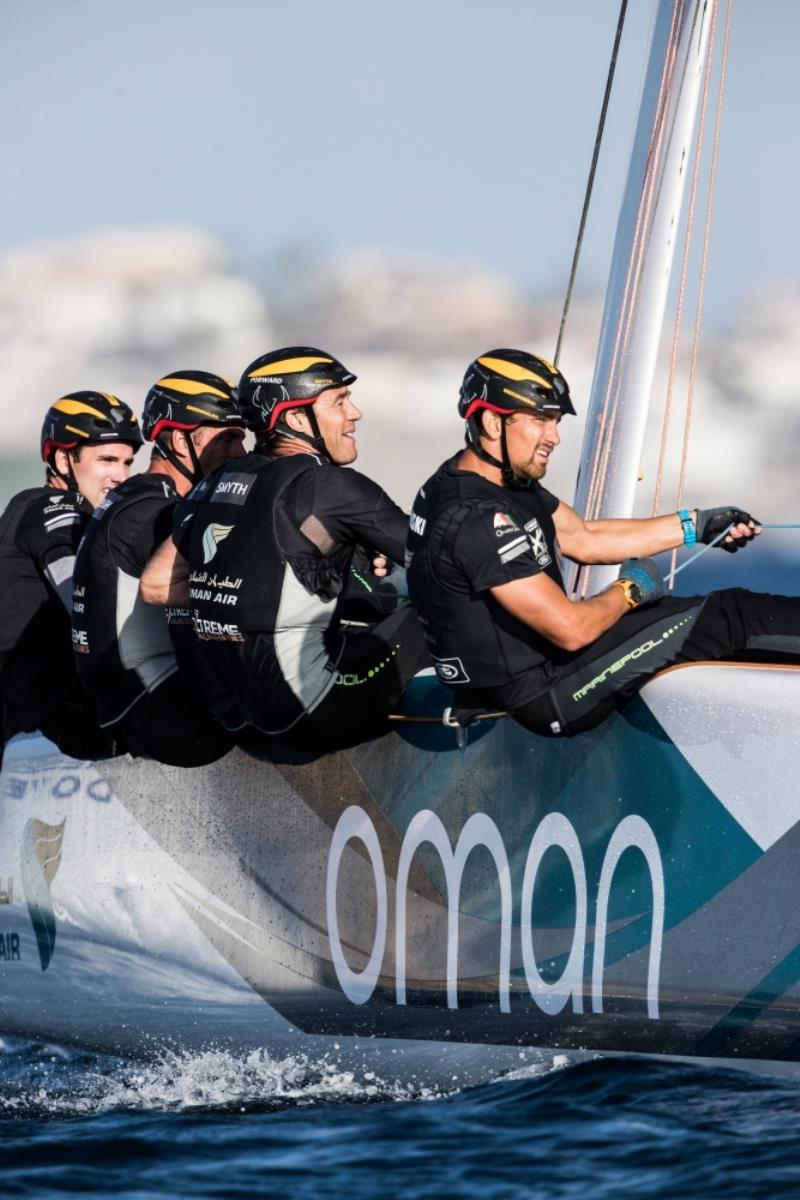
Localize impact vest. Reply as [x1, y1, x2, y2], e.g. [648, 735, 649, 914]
[0, 486, 87, 728]
[406, 456, 564, 698]
[73, 474, 178, 726]
[183, 453, 346, 733]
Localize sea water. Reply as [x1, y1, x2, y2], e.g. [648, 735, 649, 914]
[2, 1037, 800, 1198]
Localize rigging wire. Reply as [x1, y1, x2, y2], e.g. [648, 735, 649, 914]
[554, 0, 629, 367]
[671, 0, 733, 549]
[572, 0, 685, 597]
[652, 0, 720, 524]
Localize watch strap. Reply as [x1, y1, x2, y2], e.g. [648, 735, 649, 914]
[678, 508, 696, 546]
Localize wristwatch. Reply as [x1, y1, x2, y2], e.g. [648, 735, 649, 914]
[614, 577, 642, 610]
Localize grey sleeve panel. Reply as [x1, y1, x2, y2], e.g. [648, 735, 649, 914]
[44, 554, 76, 612]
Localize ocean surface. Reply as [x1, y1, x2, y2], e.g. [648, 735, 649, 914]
[2, 1037, 800, 1198]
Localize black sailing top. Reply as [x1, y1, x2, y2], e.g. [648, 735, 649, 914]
[406, 452, 564, 709]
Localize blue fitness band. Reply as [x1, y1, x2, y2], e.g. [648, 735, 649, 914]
[678, 508, 696, 547]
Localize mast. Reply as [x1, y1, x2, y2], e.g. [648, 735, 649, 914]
[571, 0, 716, 594]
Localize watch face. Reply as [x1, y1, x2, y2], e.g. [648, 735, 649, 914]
[629, 581, 643, 606]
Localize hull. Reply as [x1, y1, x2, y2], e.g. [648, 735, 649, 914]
[2, 662, 800, 1084]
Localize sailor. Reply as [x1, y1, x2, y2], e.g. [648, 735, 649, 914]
[72, 371, 247, 766]
[140, 347, 430, 752]
[406, 348, 800, 735]
[0, 392, 141, 760]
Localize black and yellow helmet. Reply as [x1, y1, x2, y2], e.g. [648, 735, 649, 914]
[238, 347, 356, 435]
[40, 391, 142, 468]
[142, 370, 242, 442]
[458, 349, 575, 430]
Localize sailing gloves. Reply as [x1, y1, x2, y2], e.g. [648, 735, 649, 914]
[617, 558, 664, 609]
[696, 506, 759, 553]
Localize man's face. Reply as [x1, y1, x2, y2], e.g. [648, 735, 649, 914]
[504, 412, 561, 481]
[191, 425, 247, 475]
[68, 443, 137, 508]
[309, 386, 363, 465]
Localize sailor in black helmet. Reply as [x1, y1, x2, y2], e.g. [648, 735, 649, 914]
[407, 348, 800, 735]
[141, 346, 430, 753]
[72, 371, 246, 766]
[0, 391, 141, 761]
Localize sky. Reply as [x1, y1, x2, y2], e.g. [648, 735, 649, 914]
[3, 0, 799, 330]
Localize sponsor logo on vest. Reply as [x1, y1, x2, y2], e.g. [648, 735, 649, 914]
[212, 473, 253, 505]
[409, 511, 426, 537]
[192, 616, 244, 642]
[327, 807, 663, 1019]
[72, 628, 89, 653]
[202, 522, 234, 564]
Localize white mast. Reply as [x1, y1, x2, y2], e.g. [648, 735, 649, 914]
[571, 0, 716, 594]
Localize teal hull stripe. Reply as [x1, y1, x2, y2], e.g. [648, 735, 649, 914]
[693, 943, 800, 1056]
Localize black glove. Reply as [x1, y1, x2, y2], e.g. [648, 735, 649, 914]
[618, 558, 664, 607]
[696, 506, 759, 553]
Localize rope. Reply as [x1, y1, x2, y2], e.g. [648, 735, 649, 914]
[554, 0, 629, 367]
[652, 0, 719, 519]
[674, 1, 733, 517]
[664, 520, 800, 585]
[573, 1, 684, 598]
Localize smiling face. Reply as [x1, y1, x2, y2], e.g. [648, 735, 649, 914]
[57, 442, 137, 508]
[503, 411, 562, 481]
[284, 385, 363, 465]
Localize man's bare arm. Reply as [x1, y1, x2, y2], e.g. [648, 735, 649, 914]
[491, 571, 630, 653]
[553, 502, 759, 564]
[139, 536, 190, 606]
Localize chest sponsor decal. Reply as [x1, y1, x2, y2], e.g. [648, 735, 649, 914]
[202, 522, 234, 564]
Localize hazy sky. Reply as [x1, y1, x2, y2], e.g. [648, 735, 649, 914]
[3, 1, 799, 327]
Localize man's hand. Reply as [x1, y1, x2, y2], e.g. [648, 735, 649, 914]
[618, 558, 664, 607]
[371, 552, 389, 578]
[696, 507, 760, 553]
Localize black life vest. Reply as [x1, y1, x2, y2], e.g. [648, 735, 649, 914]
[182, 452, 344, 733]
[72, 474, 178, 726]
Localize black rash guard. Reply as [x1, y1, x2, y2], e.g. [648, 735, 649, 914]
[0, 485, 90, 732]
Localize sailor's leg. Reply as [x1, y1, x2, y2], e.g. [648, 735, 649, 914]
[514, 595, 708, 736]
[674, 587, 800, 662]
[113, 671, 235, 766]
[284, 603, 431, 752]
[35, 683, 122, 761]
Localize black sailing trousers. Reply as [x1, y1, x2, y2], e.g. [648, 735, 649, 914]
[511, 588, 800, 736]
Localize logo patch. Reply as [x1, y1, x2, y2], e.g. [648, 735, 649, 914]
[433, 656, 471, 684]
[212, 473, 253, 505]
[202, 523, 234, 564]
[524, 518, 552, 567]
[493, 511, 520, 537]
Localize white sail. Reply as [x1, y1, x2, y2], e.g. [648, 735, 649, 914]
[572, 0, 716, 593]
